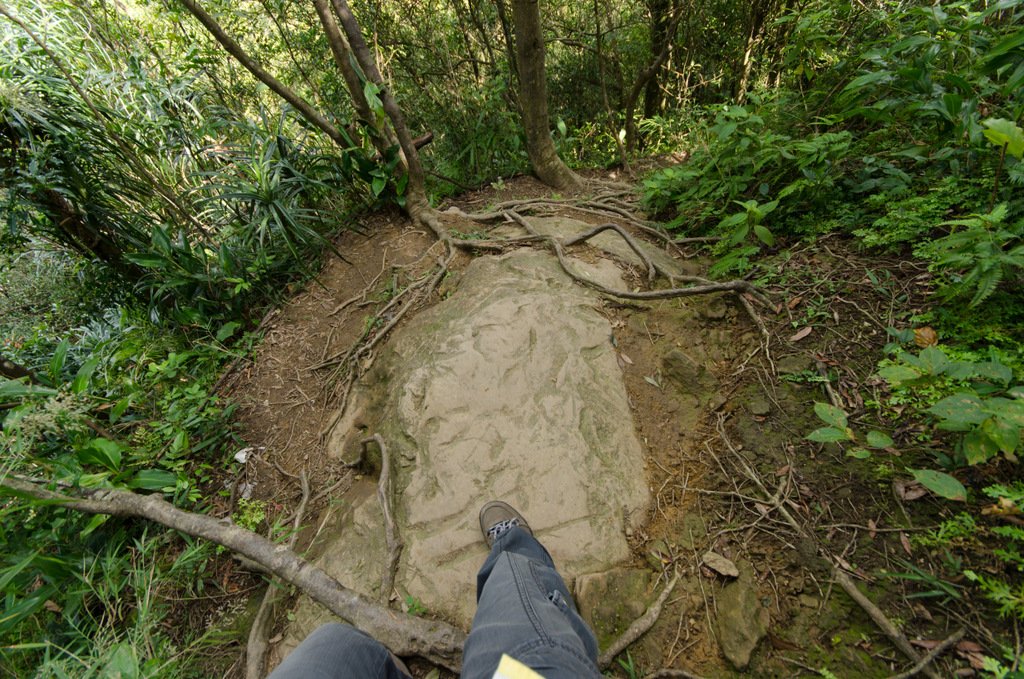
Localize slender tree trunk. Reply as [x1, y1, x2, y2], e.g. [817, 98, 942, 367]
[311, 0, 396, 157]
[509, 0, 580, 190]
[626, 0, 683, 152]
[594, 0, 628, 169]
[176, 0, 348, 147]
[329, 0, 440, 231]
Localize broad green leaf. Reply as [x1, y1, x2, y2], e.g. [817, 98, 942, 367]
[927, 392, 988, 425]
[128, 469, 177, 492]
[71, 357, 100, 394]
[0, 380, 57, 401]
[81, 514, 108, 537]
[983, 118, 1024, 159]
[866, 431, 894, 449]
[918, 346, 949, 375]
[980, 418, 1019, 456]
[110, 396, 133, 424]
[963, 429, 1000, 465]
[371, 175, 386, 197]
[814, 402, 848, 428]
[847, 448, 872, 459]
[79, 438, 123, 472]
[984, 397, 1024, 426]
[216, 321, 241, 343]
[807, 426, 852, 443]
[49, 340, 70, 382]
[754, 225, 775, 246]
[878, 365, 921, 385]
[911, 469, 967, 501]
[103, 642, 140, 679]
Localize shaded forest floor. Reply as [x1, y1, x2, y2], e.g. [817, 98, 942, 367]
[194, 175, 1009, 678]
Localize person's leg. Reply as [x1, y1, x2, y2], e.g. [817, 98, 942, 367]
[268, 622, 411, 679]
[462, 525, 601, 679]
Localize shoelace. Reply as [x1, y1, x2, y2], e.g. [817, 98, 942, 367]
[486, 518, 520, 542]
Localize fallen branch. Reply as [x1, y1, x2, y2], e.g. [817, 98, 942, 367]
[246, 470, 311, 679]
[364, 435, 403, 604]
[886, 627, 964, 679]
[598, 575, 678, 669]
[0, 476, 465, 670]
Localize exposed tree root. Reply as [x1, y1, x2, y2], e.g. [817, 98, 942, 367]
[364, 434, 403, 604]
[246, 470, 311, 679]
[0, 476, 466, 671]
[886, 628, 965, 679]
[643, 669, 708, 679]
[314, 250, 454, 441]
[713, 417, 942, 679]
[598, 575, 678, 670]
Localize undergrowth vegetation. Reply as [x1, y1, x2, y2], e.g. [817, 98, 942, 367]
[1, 0, 1022, 674]
[646, 0, 1024, 667]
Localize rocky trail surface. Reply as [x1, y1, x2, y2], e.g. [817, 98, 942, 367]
[222, 178, 967, 678]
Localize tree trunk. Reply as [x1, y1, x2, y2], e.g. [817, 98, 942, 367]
[625, 0, 683, 152]
[509, 0, 580, 191]
[329, 0, 439, 231]
[176, 0, 348, 147]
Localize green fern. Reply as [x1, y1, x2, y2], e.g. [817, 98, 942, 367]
[921, 204, 1024, 307]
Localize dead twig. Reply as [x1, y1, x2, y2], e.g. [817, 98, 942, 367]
[598, 575, 679, 669]
[885, 628, 965, 679]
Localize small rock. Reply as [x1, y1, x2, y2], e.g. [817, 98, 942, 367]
[661, 349, 706, 393]
[702, 551, 739, 578]
[700, 298, 729, 321]
[747, 395, 771, 417]
[716, 561, 769, 670]
[776, 353, 814, 375]
[798, 594, 820, 608]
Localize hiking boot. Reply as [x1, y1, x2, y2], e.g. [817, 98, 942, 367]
[479, 500, 532, 547]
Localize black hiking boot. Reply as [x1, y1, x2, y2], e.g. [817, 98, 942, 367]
[479, 500, 532, 547]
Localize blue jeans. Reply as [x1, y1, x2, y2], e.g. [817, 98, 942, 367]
[268, 527, 601, 679]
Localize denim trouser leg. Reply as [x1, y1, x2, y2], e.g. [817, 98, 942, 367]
[267, 622, 411, 679]
[460, 526, 601, 679]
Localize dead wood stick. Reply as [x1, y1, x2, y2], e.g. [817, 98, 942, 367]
[0, 476, 466, 670]
[364, 435, 403, 604]
[598, 575, 679, 669]
[714, 418, 938, 679]
[246, 470, 311, 679]
[885, 627, 964, 679]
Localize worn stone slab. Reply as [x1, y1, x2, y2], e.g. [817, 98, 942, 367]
[319, 249, 651, 627]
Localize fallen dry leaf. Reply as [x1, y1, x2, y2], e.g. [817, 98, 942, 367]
[868, 518, 877, 540]
[894, 479, 928, 501]
[900, 531, 913, 556]
[914, 326, 938, 348]
[619, 352, 633, 365]
[787, 296, 804, 310]
[789, 326, 813, 342]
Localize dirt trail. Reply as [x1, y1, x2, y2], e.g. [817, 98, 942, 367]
[223, 178, 941, 678]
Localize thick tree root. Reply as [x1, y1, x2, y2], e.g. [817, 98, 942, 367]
[598, 575, 678, 669]
[364, 435, 404, 604]
[0, 477, 466, 670]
